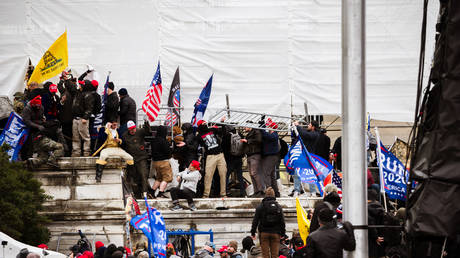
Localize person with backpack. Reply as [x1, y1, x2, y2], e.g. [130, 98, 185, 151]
[251, 187, 286, 258]
[221, 122, 246, 197]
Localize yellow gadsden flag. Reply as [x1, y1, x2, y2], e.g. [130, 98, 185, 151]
[28, 31, 68, 85]
[296, 197, 311, 245]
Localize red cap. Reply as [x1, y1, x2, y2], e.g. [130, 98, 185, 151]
[124, 247, 132, 255]
[91, 80, 99, 88]
[218, 245, 228, 253]
[95, 241, 104, 251]
[266, 117, 278, 129]
[190, 160, 200, 171]
[49, 84, 57, 93]
[78, 80, 85, 85]
[197, 120, 206, 126]
[37, 244, 48, 250]
[30, 95, 42, 106]
[127, 120, 136, 130]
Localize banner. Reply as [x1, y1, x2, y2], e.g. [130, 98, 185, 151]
[284, 138, 326, 196]
[0, 112, 29, 161]
[131, 200, 166, 257]
[28, 31, 68, 84]
[377, 141, 408, 201]
[296, 197, 310, 245]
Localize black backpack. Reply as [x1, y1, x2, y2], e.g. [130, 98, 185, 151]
[92, 91, 102, 115]
[262, 200, 282, 225]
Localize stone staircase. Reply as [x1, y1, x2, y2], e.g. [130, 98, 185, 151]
[33, 157, 320, 253]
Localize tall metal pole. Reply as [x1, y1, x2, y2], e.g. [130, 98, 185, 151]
[342, 0, 368, 257]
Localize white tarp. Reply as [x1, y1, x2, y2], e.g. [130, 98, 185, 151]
[0, 0, 438, 122]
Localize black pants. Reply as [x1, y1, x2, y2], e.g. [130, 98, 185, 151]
[170, 187, 195, 204]
[134, 159, 149, 193]
[226, 157, 245, 196]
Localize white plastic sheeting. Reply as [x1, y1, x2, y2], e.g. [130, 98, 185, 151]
[0, 0, 438, 122]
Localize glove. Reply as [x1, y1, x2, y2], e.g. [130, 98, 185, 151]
[37, 125, 45, 131]
[342, 221, 354, 236]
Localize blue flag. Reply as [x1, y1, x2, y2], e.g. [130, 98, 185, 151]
[131, 199, 167, 257]
[377, 142, 408, 201]
[0, 112, 29, 161]
[191, 74, 213, 127]
[284, 138, 326, 196]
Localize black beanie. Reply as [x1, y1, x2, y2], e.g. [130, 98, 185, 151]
[118, 88, 128, 96]
[108, 82, 115, 90]
[318, 208, 334, 223]
[241, 236, 254, 251]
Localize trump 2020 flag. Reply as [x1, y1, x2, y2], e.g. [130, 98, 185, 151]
[28, 31, 68, 84]
[131, 199, 167, 257]
[165, 67, 180, 126]
[377, 141, 408, 201]
[284, 138, 326, 196]
[191, 74, 213, 127]
[0, 112, 29, 161]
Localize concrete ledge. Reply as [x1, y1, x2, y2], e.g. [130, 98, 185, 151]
[30, 157, 127, 170]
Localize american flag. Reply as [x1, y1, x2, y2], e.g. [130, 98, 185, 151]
[142, 62, 162, 122]
[165, 90, 180, 126]
[331, 170, 343, 197]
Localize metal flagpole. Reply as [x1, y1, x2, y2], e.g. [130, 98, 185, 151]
[342, 0, 368, 257]
[374, 127, 388, 212]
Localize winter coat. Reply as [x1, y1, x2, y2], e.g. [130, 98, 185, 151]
[104, 92, 119, 123]
[118, 95, 136, 125]
[150, 125, 171, 161]
[243, 129, 262, 156]
[72, 84, 94, 120]
[261, 130, 279, 156]
[296, 125, 319, 153]
[315, 133, 330, 161]
[368, 201, 386, 258]
[177, 168, 202, 193]
[57, 79, 76, 124]
[251, 196, 286, 236]
[121, 125, 150, 162]
[304, 222, 356, 258]
[22, 103, 44, 133]
[41, 92, 60, 120]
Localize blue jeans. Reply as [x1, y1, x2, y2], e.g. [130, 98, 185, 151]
[294, 174, 302, 193]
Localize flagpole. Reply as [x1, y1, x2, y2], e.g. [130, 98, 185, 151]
[144, 194, 156, 258]
[374, 127, 388, 212]
[342, 0, 368, 256]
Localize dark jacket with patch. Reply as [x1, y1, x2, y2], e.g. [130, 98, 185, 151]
[122, 125, 150, 162]
[251, 196, 286, 236]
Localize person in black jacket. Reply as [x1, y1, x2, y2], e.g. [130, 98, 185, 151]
[71, 80, 94, 156]
[197, 120, 227, 198]
[368, 189, 386, 258]
[221, 124, 245, 197]
[41, 82, 60, 121]
[118, 88, 136, 136]
[150, 125, 173, 198]
[175, 123, 199, 171]
[315, 128, 330, 161]
[304, 208, 356, 258]
[122, 120, 151, 197]
[57, 72, 77, 156]
[251, 187, 286, 258]
[309, 191, 341, 233]
[242, 127, 264, 197]
[104, 82, 119, 124]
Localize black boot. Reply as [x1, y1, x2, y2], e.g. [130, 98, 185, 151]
[95, 164, 104, 183]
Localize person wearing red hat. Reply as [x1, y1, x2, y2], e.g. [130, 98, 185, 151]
[170, 160, 202, 211]
[196, 120, 227, 198]
[260, 118, 281, 197]
[22, 95, 64, 167]
[121, 120, 152, 197]
[37, 244, 48, 250]
[92, 121, 134, 182]
[42, 82, 61, 121]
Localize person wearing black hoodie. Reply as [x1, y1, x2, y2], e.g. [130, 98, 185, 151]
[71, 80, 94, 156]
[368, 188, 386, 258]
[104, 82, 119, 124]
[196, 120, 227, 198]
[309, 191, 341, 233]
[118, 88, 136, 136]
[176, 123, 199, 171]
[150, 125, 173, 198]
[251, 187, 286, 258]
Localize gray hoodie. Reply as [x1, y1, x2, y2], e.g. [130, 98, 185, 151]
[178, 168, 202, 193]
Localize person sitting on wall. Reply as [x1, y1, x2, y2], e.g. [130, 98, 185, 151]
[92, 121, 134, 183]
[170, 160, 202, 211]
